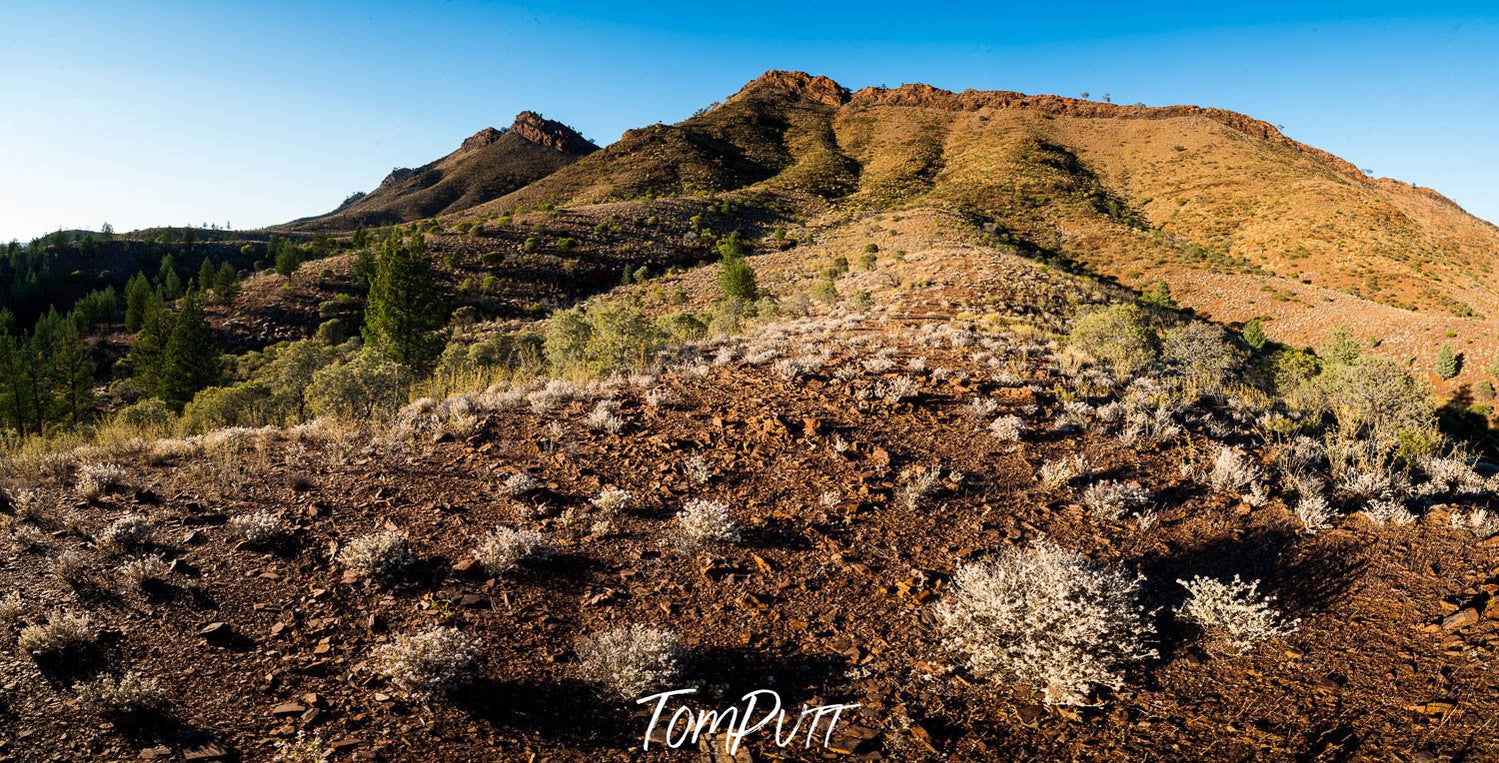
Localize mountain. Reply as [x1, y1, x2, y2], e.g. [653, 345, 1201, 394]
[457, 71, 1499, 385]
[284, 111, 598, 231]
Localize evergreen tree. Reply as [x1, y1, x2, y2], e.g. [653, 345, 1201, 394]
[131, 289, 173, 395]
[363, 231, 445, 372]
[39, 309, 95, 425]
[351, 247, 376, 291]
[1242, 317, 1267, 350]
[214, 261, 240, 301]
[715, 232, 758, 301]
[159, 285, 221, 409]
[1142, 280, 1175, 308]
[157, 254, 182, 300]
[124, 272, 153, 331]
[1434, 342, 1460, 380]
[198, 256, 216, 295]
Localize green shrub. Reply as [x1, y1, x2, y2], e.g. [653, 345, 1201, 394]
[112, 399, 176, 432]
[306, 350, 405, 421]
[1068, 304, 1157, 375]
[656, 311, 708, 343]
[1434, 343, 1460, 379]
[858, 251, 877, 271]
[181, 381, 274, 433]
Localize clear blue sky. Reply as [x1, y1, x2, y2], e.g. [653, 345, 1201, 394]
[2, 1, 1496, 241]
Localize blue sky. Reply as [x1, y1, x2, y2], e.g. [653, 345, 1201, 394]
[1, 1, 1496, 241]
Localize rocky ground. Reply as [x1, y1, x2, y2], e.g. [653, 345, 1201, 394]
[1, 211, 1496, 761]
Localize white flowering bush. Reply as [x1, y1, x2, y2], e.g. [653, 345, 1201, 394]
[227, 511, 285, 544]
[591, 487, 634, 515]
[576, 625, 681, 700]
[938, 541, 1156, 705]
[499, 472, 540, 497]
[372, 627, 482, 700]
[672, 499, 739, 551]
[95, 514, 154, 556]
[1175, 575, 1298, 655]
[585, 401, 625, 434]
[1295, 494, 1333, 534]
[1082, 481, 1151, 520]
[472, 527, 553, 575]
[18, 609, 95, 660]
[1206, 448, 1260, 494]
[989, 415, 1026, 442]
[337, 531, 413, 581]
[77, 463, 128, 501]
[117, 555, 172, 590]
[75, 671, 167, 716]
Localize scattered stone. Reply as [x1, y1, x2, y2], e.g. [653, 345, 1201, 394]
[1442, 609, 1480, 631]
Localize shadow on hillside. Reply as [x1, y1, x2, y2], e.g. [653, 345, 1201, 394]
[112, 712, 232, 761]
[1133, 528, 1369, 660]
[454, 678, 638, 750]
[685, 647, 850, 703]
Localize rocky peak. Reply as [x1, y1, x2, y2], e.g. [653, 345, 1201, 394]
[460, 126, 506, 152]
[735, 70, 851, 107]
[509, 111, 598, 155]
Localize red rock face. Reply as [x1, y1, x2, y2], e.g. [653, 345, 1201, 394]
[459, 127, 505, 152]
[734, 70, 851, 107]
[509, 111, 597, 155]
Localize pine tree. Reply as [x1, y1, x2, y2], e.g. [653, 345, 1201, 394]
[715, 232, 758, 301]
[1434, 342, 1460, 380]
[1142, 280, 1175, 308]
[214, 261, 240, 302]
[131, 289, 173, 397]
[39, 309, 95, 426]
[157, 254, 182, 300]
[1242, 317, 1267, 350]
[124, 272, 153, 331]
[159, 285, 221, 409]
[363, 231, 446, 372]
[198, 257, 216, 296]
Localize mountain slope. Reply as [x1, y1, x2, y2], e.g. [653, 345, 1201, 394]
[285, 112, 598, 231]
[458, 71, 1499, 386]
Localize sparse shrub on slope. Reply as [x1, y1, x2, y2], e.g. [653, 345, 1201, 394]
[372, 627, 482, 701]
[672, 499, 739, 551]
[19, 609, 95, 661]
[1175, 576, 1297, 655]
[337, 531, 413, 582]
[1160, 322, 1244, 391]
[472, 527, 553, 575]
[544, 302, 665, 376]
[939, 541, 1156, 705]
[76, 672, 167, 717]
[576, 625, 681, 700]
[1068, 304, 1157, 375]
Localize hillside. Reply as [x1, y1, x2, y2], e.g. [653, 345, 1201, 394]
[455, 71, 1499, 389]
[285, 112, 598, 231]
[2, 209, 1497, 760]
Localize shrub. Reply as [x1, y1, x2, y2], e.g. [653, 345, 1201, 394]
[18, 609, 95, 660]
[53, 550, 90, 587]
[337, 531, 413, 581]
[77, 463, 128, 501]
[938, 541, 1156, 705]
[1082, 481, 1151, 520]
[371, 627, 482, 701]
[1068, 304, 1157, 375]
[227, 511, 285, 544]
[117, 555, 171, 590]
[76, 671, 167, 717]
[1161, 322, 1243, 387]
[113, 399, 176, 432]
[656, 311, 708, 343]
[896, 467, 941, 510]
[1434, 342, 1460, 379]
[591, 487, 633, 515]
[95, 514, 154, 556]
[585, 401, 625, 434]
[1241, 317, 1267, 350]
[672, 499, 739, 551]
[0, 591, 24, 636]
[472, 527, 553, 575]
[576, 625, 681, 700]
[1205, 448, 1260, 494]
[306, 349, 406, 422]
[545, 303, 665, 376]
[988, 415, 1027, 442]
[499, 472, 539, 497]
[1175, 576, 1297, 655]
[1294, 494, 1333, 533]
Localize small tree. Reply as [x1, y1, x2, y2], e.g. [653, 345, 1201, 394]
[715, 232, 758, 301]
[1241, 317, 1267, 350]
[124, 272, 153, 332]
[197, 257, 216, 293]
[159, 286, 221, 409]
[1434, 343, 1460, 379]
[1141, 280, 1175, 308]
[363, 231, 446, 373]
[213, 261, 240, 301]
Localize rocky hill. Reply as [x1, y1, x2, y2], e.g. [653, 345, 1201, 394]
[285, 112, 598, 231]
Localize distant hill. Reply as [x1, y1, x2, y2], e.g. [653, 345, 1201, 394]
[283, 111, 597, 231]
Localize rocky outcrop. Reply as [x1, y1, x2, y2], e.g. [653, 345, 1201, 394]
[730, 70, 851, 107]
[509, 111, 597, 155]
